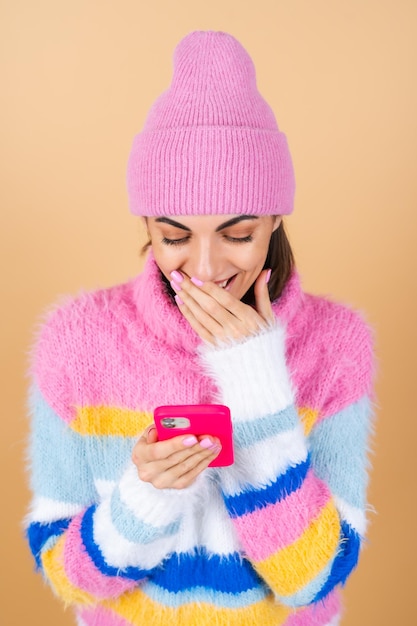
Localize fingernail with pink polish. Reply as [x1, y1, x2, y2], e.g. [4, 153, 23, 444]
[174, 294, 183, 306]
[183, 435, 198, 447]
[265, 269, 272, 284]
[191, 277, 204, 287]
[170, 270, 183, 283]
[199, 438, 219, 450]
[170, 280, 182, 292]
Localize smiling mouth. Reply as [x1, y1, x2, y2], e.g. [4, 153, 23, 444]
[216, 275, 237, 290]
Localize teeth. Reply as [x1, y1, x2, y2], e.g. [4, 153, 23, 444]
[217, 279, 229, 288]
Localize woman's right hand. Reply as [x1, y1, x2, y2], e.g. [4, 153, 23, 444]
[132, 425, 221, 490]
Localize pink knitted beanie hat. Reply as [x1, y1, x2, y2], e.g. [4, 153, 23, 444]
[127, 31, 295, 216]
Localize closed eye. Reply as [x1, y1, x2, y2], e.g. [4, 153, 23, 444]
[225, 235, 253, 243]
[162, 236, 190, 246]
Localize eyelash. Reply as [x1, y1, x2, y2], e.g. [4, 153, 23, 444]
[162, 235, 253, 246]
[228, 235, 253, 244]
[162, 237, 189, 246]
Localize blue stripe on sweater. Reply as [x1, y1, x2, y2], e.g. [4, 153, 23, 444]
[278, 559, 334, 607]
[80, 504, 152, 580]
[308, 396, 372, 509]
[28, 385, 97, 504]
[233, 406, 299, 448]
[271, 522, 361, 607]
[152, 549, 263, 593]
[110, 488, 181, 544]
[312, 520, 361, 603]
[223, 456, 310, 518]
[26, 519, 71, 569]
[81, 505, 263, 593]
[84, 435, 137, 481]
[143, 580, 268, 608]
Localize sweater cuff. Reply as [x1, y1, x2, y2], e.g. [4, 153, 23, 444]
[115, 460, 203, 527]
[198, 324, 294, 422]
[91, 461, 206, 571]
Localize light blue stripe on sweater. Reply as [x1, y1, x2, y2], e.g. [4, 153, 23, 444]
[308, 395, 372, 509]
[110, 487, 181, 544]
[28, 385, 97, 505]
[142, 580, 268, 608]
[233, 405, 299, 448]
[83, 435, 137, 481]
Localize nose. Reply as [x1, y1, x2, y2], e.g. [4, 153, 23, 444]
[188, 239, 222, 282]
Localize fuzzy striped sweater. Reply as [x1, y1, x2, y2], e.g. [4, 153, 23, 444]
[26, 254, 374, 626]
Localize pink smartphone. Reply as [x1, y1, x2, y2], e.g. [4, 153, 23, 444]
[154, 404, 234, 467]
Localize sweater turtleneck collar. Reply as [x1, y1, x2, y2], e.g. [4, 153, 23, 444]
[133, 251, 201, 353]
[132, 251, 304, 353]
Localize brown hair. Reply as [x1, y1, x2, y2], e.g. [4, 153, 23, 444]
[141, 219, 295, 305]
[241, 220, 295, 306]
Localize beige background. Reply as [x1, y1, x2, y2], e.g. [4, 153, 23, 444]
[2, 1, 416, 624]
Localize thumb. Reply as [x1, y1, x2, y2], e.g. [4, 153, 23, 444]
[253, 269, 274, 323]
[145, 425, 158, 444]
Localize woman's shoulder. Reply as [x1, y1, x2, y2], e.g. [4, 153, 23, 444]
[33, 279, 137, 358]
[286, 287, 375, 413]
[278, 272, 373, 358]
[301, 290, 373, 358]
[47, 278, 134, 321]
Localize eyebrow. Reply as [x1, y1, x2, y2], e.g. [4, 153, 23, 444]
[155, 215, 259, 232]
[215, 216, 259, 231]
[155, 217, 191, 231]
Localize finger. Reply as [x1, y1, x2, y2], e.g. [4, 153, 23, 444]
[136, 432, 217, 466]
[201, 282, 267, 333]
[253, 269, 274, 323]
[152, 444, 221, 489]
[139, 424, 158, 442]
[165, 436, 220, 465]
[133, 431, 192, 468]
[146, 426, 158, 444]
[174, 277, 261, 338]
[173, 276, 236, 328]
[171, 271, 240, 319]
[139, 441, 221, 488]
[180, 294, 249, 343]
[169, 440, 220, 475]
[169, 452, 220, 489]
[175, 298, 220, 344]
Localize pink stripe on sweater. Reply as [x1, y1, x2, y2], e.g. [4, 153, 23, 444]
[77, 588, 341, 626]
[79, 605, 132, 626]
[232, 470, 332, 561]
[64, 513, 136, 599]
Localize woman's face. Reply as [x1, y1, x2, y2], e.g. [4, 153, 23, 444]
[145, 214, 281, 301]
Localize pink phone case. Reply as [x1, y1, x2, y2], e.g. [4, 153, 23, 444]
[154, 404, 234, 467]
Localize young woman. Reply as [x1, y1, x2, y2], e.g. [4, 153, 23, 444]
[26, 31, 374, 626]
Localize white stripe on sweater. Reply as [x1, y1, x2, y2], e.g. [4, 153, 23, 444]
[334, 495, 368, 536]
[27, 496, 84, 523]
[93, 474, 240, 570]
[199, 324, 294, 421]
[220, 422, 308, 496]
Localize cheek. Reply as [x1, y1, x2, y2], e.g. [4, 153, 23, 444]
[236, 241, 270, 272]
[151, 244, 186, 278]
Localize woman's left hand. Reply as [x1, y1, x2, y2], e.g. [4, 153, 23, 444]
[170, 270, 274, 345]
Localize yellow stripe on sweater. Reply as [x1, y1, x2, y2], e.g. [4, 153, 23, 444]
[71, 406, 316, 438]
[70, 406, 153, 436]
[298, 407, 319, 436]
[104, 586, 292, 626]
[256, 499, 340, 597]
[42, 535, 95, 606]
